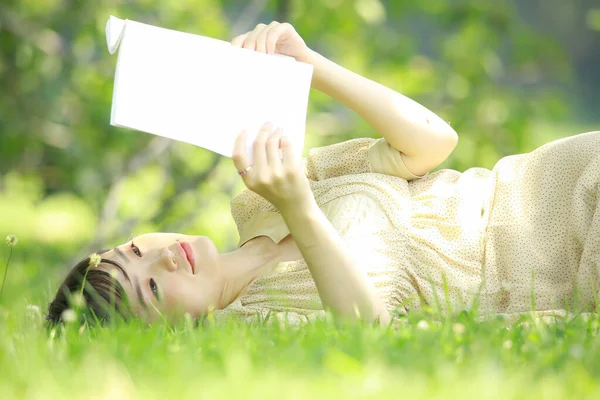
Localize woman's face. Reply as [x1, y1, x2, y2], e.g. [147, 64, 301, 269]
[98, 233, 222, 321]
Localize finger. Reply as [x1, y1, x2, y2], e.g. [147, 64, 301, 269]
[243, 23, 267, 51]
[266, 128, 283, 167]
[258, 21, 279, 54]
[253, 121, 273, 169]
[265, 22, 288, 55]
[280, 134, 299, 168]
[231, 33, 248, 48]
[232, 129, 251, 173]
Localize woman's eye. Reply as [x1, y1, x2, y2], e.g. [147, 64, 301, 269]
[149, 278, 159, 300]
[131, 241, 142, 257]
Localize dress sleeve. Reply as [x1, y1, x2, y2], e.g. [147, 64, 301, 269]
[304, 137, 428, 181]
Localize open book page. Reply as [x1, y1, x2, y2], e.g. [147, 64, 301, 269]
[106, 16, 314, 163]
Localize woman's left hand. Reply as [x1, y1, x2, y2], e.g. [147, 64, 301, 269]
[231, 21, 311, 63]
[232, 122, 314, 212]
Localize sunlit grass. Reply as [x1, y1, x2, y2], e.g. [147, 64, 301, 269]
[2, 296, 600, 399]
[2, 238, 600, 399]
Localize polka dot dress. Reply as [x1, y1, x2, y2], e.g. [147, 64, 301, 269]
[213, 132, 600, 323]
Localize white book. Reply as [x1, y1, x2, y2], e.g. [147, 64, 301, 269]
[106, 16, 314, 163]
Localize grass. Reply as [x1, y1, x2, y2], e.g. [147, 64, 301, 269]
[2, 242, 600, 399]
[2, 300, 600, 399]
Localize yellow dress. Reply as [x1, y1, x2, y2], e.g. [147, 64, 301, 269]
[213, 131, 600, 324]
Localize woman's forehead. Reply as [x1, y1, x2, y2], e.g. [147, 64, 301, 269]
[96, 254, 132, 283]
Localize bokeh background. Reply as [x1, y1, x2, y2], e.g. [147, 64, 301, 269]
[0, 0, 599, 308]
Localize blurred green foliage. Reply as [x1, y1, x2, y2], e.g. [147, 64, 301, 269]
[0, 0, 598, 304]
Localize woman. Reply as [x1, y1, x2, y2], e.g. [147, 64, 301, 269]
[47, 22, 600, 325]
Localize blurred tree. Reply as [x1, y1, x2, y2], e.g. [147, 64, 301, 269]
[0, 0, 594, 284]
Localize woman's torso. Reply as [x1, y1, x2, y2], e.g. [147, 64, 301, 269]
[218, 133, 600, 323]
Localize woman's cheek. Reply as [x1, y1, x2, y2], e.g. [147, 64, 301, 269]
[161, 284, 198, 317]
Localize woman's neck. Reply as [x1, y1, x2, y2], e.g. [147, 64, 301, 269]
[215, 235, 296, 309]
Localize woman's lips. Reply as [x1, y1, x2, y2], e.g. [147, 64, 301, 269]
[178, 242, 196, 274]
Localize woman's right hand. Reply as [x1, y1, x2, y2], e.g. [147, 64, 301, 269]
[231, 21, 311, 63]
[232, 122, 314, 213]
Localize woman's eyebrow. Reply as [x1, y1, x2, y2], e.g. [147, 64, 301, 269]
[99, 257, 131, 284]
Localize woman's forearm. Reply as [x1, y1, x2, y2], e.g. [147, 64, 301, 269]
[302, 49, 458, 171]
[278, 200, 390, 325]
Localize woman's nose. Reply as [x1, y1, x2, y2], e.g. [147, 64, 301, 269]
[160, 249, 178, 272]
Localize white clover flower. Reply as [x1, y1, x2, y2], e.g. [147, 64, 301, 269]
[452, 323, 466, 335]
[89, 253, 101, 268]
[26, 304, 41, 321]
[416, 320, 429, 331]
[61, 309, 77, 324]
[70, 293, 86, 308]
[26, 304, 41, 314]
[5, 235, 18, 247]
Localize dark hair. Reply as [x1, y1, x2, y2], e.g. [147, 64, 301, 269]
[46, 251, 132, 325]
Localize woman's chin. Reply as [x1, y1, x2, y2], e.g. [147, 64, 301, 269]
[190, 236, 220, 275]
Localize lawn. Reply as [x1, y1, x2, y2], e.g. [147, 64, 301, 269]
[2, 297, 600, 399]
[2, 236, 600, 399]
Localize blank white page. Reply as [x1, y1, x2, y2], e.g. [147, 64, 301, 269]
[106, 16, 313, 163]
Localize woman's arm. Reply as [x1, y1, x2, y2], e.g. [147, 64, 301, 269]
[278, 198, 391, 325]
[231, 22, 457, 176]
[301, 49, 458, 177]
[233, 123, 390, 325]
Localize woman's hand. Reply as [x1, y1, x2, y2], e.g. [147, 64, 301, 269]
[232, 122, 314, 212]
[231, 21, 310, 63]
